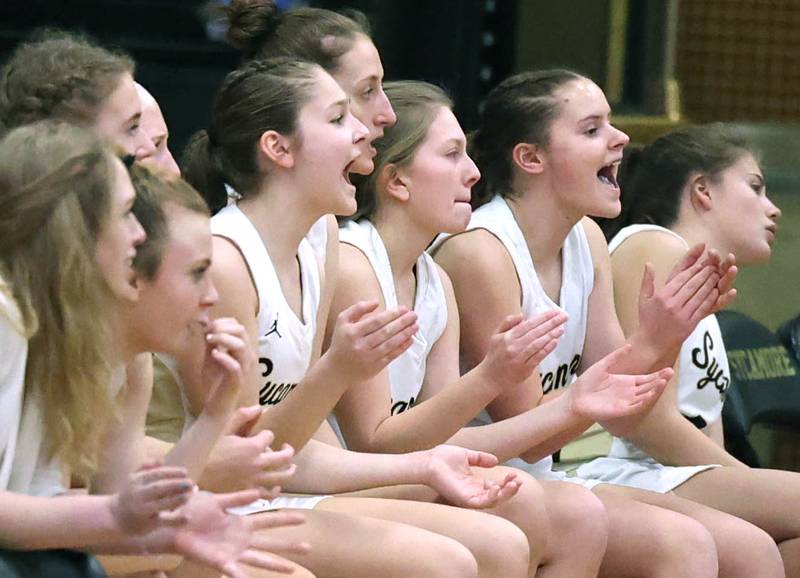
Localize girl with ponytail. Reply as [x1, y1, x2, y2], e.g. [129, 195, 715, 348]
[176, 58, 535, 578]
[579, 125, 800, 577]
[434, 70, 786, 578]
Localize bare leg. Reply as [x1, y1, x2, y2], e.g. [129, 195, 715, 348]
[317, 495, 529, 578]
[598, 482, 785, 578]
[169, 558, 316, 578]
[594, 485, 719, 578]
[675, 467, 800, 577]
[536, 481, 608, 578]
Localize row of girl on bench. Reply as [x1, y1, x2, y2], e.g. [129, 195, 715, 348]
[0, 1, 794, 577]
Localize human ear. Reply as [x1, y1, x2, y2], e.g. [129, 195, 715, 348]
[382, 164, 410, 202]
[511, 142, 545, 175]
[688, 173, 713, 212]
[258, 130, 295, 169]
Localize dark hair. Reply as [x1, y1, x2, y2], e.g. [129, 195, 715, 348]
[0, 29, 134, 134]
[130, 165, 210, 280]
[225, 0, 370, 72]
[600, 123, 755, 240]
[352, 80, 453, 221]
[181, 57, 321, 213]
[469, 69, 584, 209]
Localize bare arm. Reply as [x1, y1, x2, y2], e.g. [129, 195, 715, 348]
[331, 244, 564, 453]
[607, 230, 743, 467]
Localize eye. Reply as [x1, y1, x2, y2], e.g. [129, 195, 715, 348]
[362, 86, 375, 99]
[192, 264, 209, 281]
[585, 126, 599, 136]
[331, 114, 344, 125]
[127, 122, 140, 136]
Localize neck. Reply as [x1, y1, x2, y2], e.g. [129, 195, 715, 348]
[112, 307, 142, 364]
[505, 179, 580, 267]
[237, 179, 321, 272]
[371, 207, 433, 281]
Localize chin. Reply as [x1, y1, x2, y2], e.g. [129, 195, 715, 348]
[350, 158, 374, 176]
[589, 201, 621, 220]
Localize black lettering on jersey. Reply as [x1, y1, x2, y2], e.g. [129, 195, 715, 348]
[260, 381, 298, 406]
[259, 357, 274, 378]
[257, 356, 297, 405]
[691, 331, 730, 396]
[540, 354, 582, 394]
[391, 397, 417, 415]
[684, 414, 708, 430]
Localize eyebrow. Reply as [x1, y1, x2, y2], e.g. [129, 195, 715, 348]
[748, 173, 765, 182]
[127, 111, 142, 126]
[327, 99, 348, 111]
[578, 114, 608, 123]
[356, 74, 381, 85]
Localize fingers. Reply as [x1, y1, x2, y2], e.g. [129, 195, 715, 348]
[597, 343, 632, 371]
[156, 509, 190, 526]
[250, 534, 312, 556]
[495, 477, 521, 503]
[464, 449, 500, 469]
[358, 309, 419, 351]
[665, 243, 705, 283]
[639, 263, 655, 301]
[247, 511, 307, 531]
[339, 300, 381, 324]
[234, 551, 300, 574]
[226, 405, 264, 435]
[215, 489, 263, 510]
[680, 273, 719, 321]
[494, 313, 524, 334]
[134, 466, 189, 486]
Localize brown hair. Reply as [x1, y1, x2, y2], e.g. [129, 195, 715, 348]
[181, 57, 321, 213]
[225, 0, 370, 72]
[0, 29, 134, 134]
[353, 80, 453, 221]
[131, 165, 210, 280]
[0, 120, 118, 477]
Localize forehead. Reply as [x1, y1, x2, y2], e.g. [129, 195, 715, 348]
[303, 69, 347, 113]
[140, 99, 168, 137]
[726, 151, 760, 175]
[552, 78, 610, 122]
[97, 72, 140, 127]
[421, 107, 464, 145]
[331, 35, 383, 92]
[110, 156, 135, 204]
[161, 206, 211, 259]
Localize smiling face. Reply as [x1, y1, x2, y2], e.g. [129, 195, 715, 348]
[332, 35, 397, 175]
[95, 157, 146, 302]
[539, 78, 629, 218]
[134, 204, 218, 355]
[291, 68, 368, 216]
[400, 106, 480, 234]
[93, 73, 157, 160]
[701, 152, 781, 265]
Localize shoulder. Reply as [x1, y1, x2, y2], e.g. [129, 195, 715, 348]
[337, 241, 384, 303]
[434, 228, 515, 278]
[210, 235, 259, 316]
[611, 227, 687, 280]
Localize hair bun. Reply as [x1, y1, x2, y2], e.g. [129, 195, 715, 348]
[225, 0, 279, 57]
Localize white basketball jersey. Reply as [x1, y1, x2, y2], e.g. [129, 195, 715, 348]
[340, 220, 447, 414]
[607, 224, 730, 459]
[435, 195, 594, 476]
[211, 206, 327, 407]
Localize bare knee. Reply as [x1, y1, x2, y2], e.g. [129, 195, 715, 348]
[488, 469, 548, 560]
[422, 536, 480, 578]
[545, 483, 608, 559]
[650, 516, 718, 578]
[715, 521, 784, 578]
[469, 514, 530, 577]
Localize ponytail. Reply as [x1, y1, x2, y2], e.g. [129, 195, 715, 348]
[181, 129, 228, 214]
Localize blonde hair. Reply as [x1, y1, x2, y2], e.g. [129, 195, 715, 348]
[0, 121, 118, 477]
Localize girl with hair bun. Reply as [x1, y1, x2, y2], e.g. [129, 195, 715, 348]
[578, 124, 800, 576]
[222, 0, 396, 178]
[434, 70, 786, 577]
[178, 58, 534, 578]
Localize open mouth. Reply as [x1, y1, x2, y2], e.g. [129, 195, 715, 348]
[597, 161, 620, 190]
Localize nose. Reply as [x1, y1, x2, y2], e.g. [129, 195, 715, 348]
[611, 125, 630, 150]
[162, 149, 181, 177]
[465, 155, 481, 188]
[135, 132, 157, 161]
[375, 88, 397, 128]
[766, 195, 782, 220]
[351, 114, 369, 145]
[202, 278, 219, 308]
[130, 213, 146, 246]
